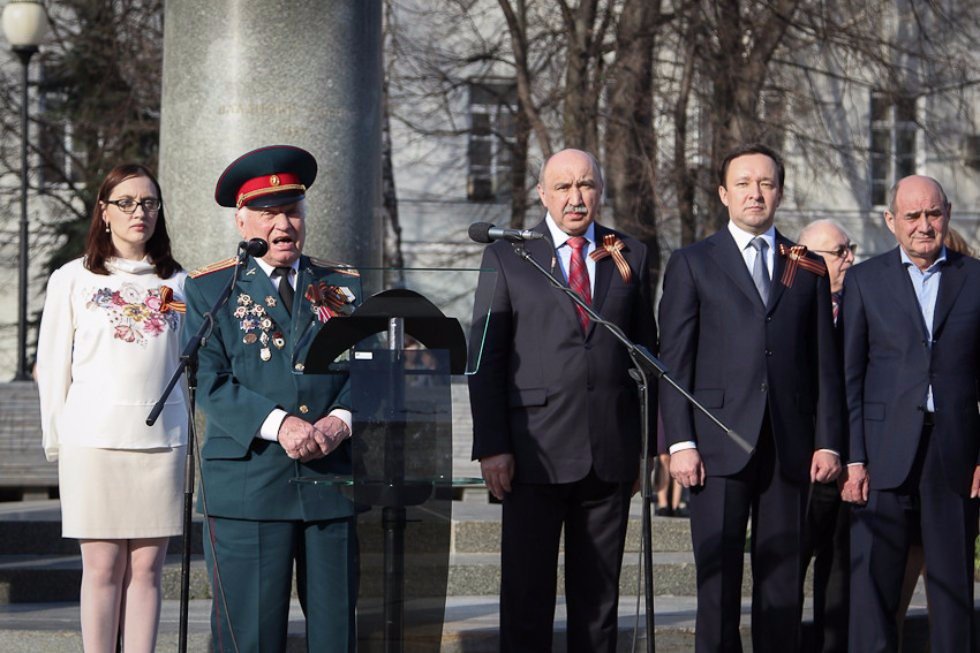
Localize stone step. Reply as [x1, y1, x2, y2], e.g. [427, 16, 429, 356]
[0, 593, 956, 653]
[450, 500, 693, 553]
[0, 499, 695, 556]
[0, 549, 738, 605]
[0, 499, 702, 604]
[0, 597, 684, 653]
[0, 519, 205, 556]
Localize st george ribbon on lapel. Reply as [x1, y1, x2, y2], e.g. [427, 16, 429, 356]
[750, 236, 771, 304]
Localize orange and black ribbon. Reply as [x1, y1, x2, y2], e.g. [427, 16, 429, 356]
[305, 281, 354, 322]
[589, 234, 633, 284]
[778, 244, 827, 287]
[159, 285, 186, 314]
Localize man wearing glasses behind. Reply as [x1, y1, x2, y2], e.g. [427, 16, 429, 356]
[796, 219, 856, 653]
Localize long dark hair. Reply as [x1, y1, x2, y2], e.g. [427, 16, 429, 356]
[83, 164, 181, 278]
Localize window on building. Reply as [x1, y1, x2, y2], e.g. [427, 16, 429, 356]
[468, 80, 516, 202]
[36, 60, 83, 188]
[870, 91, 918, 207]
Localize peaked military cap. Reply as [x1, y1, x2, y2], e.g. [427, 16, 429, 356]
[215, 144, 318, 209]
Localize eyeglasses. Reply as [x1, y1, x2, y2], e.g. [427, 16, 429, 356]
[811, 243, 857, 259]
[106, 198, 162, 214]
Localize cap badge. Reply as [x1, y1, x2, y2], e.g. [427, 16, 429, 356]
[269, 174, 280, 186]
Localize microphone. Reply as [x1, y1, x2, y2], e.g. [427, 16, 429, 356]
[238, 238, 269, 258]
[468, 222, 545, 244]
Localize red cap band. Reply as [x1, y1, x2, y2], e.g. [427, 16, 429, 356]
[236, 172, 305, 208]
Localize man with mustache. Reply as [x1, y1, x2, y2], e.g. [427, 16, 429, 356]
[469, 148, 657, 652]
[658, 143, 844, 652]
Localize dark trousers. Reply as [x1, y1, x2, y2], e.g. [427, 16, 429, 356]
[499, 469, 632, 653]
[688, 420, 807, 653]
[204, 515, 358, 653]
[849, 425, 978, 653]
[803, 480, 850, 653]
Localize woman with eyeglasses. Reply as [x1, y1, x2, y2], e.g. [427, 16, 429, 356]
[36, 164, 187, 653]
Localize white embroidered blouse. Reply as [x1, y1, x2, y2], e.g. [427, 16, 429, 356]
[36, 257, 189, 461]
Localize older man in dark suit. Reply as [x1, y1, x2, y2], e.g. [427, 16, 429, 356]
[468, 148, 657, 653]
[842, 175, 980, 653]
[796, 219, 855, 653]
[658, 143, 844, 653]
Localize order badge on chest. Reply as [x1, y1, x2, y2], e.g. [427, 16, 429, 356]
[234, 292, 286, 362]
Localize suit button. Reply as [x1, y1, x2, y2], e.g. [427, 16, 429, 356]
[294, 363, 305, 372]
[765, 349, 772, 357]
[761, 383, 768, 392]
[299, 405, 310, 414]
[766, 316, 772, 322]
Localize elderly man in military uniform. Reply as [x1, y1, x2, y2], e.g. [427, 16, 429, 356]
[183, 145, 359, 652]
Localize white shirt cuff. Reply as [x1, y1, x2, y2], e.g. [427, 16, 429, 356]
[847, 461, 866, 467]
[259, 408, 353, 443]
[259, 409, 288, 442]
[816, 449, 839, 457]
[328, 409, 353, 438]
[668, 441, 697, 455]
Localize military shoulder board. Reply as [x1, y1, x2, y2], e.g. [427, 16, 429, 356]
[189, 257, 237, 279]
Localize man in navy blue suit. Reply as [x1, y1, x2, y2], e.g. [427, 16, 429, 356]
[841, 175, 980, 653]
[659, 143, 844, 653]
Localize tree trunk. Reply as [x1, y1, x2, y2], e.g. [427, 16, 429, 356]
[603, 0, 660, 281]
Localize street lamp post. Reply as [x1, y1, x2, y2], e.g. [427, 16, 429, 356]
[2, 0, 48, 381]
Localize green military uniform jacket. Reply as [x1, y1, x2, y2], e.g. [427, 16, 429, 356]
[183, 254, 359, 521]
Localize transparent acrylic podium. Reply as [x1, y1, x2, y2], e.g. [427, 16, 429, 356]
[291, 266, 495, 653]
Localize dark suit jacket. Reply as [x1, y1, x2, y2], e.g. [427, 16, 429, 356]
[842, 247, 980, 495]
[658, 228, 843, 481]
[468, 220, 657, 485]
[183, 254, 360, 520]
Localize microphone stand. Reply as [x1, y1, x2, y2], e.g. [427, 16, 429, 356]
[509, 242, 749, 653]
[147, 244, 255, 653]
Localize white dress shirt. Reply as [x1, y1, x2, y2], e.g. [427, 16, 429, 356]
[251, 258, 353, 442]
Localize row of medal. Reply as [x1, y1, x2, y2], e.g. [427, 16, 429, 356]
[234, 293, 286, 362]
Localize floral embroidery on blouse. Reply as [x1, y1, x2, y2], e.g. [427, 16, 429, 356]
[87, 283, 180, 346]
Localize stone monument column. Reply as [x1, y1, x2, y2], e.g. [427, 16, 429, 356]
[159, 0, 383, 270]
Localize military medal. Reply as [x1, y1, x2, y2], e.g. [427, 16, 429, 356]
[265, 295, 277, 307]
[236, 291, 282, 362]
[305, 280, 356, 323]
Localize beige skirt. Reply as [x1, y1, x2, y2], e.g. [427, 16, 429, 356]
[58, 445, 185, 539]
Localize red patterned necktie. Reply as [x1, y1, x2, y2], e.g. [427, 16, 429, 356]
[567, 236, 592, 333]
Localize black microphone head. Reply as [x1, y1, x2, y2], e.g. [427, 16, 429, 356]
[468, 222, 495, 244]
[244, 238, 269, 257]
